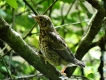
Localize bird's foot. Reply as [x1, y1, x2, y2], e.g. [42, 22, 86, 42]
[61, 67, 67, 76]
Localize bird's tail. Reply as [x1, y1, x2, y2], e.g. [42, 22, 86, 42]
[74, 59, 85, 67]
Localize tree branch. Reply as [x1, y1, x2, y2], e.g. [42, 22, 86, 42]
[43, 0, 58, 15]
[65, 0, 106, 77]
[23, 0, 38, 15]
[0, 16, 62, 80]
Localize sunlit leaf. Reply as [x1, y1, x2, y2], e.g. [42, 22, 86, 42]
[6, 0, 18, 9]
[87, 73, 94, 80]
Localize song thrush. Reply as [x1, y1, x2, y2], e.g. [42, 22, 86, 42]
[33, 15, 85, 67]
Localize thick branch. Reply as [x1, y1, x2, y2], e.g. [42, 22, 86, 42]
[86, 0, 99, 9]
[76, 0, 105, 62]
[65, 0, 106, 77]
[0, 16, 61, 80]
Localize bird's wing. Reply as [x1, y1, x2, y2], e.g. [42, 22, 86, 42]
[48, 31, 75, 62]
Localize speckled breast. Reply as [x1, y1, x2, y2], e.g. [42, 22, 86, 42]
[39, 31, 68, 66]
[39, 31, 49, 55]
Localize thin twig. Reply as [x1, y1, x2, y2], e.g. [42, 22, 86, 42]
[37, 0, 47, 4]
[0, 44, 7, 55]
[60, 3, 65, 24]
[0, 49, 12, 59]
[76, 3, 84, 34]
[30, 0, 36, 8]
[0, 44, 12, 59]
[98, 51, 104, 80]
[55, 20, 89, 28]
[65, 0, 76, 19]
[4, 74, 45, 80]
[43, 0, 58, 15]
[61, 0, 76, 24]
[2, 58, 13, 80]
[23, 0, 38, 15]
[23, 23, 37, 39]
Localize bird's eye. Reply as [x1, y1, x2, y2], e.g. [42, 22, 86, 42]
[39, 18, 43, 21]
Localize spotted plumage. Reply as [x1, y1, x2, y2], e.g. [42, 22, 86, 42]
[33, 15, 85, 67]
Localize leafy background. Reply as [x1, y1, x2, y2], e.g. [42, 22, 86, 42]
[0, 0, 104, 80]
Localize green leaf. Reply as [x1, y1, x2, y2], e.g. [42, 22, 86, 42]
[6, 0, 18, 9]
[1, 67, 7, 72]
[87, 73, 94, 79]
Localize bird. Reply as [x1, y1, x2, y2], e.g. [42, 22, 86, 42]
[32, 15, 85, 68]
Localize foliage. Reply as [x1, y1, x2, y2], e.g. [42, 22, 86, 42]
[0, 0, 105, 80]
[5, 0, 18, 9]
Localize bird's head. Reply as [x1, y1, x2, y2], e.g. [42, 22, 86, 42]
[33, 15, 54, 31]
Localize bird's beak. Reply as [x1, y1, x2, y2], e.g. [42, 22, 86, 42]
[34, 16, 38, 20]
[28, 14, 38, 20]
